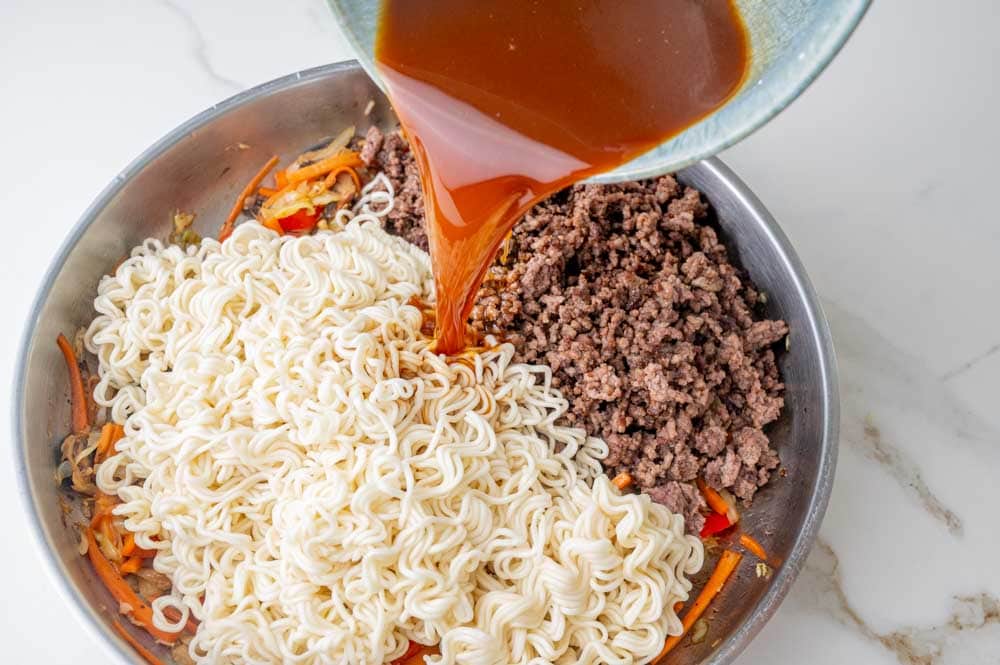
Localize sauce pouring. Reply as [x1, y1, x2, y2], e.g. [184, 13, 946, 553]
[375, 0, 749, 353]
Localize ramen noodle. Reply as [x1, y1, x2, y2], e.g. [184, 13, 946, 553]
[84, 179, 703, 664]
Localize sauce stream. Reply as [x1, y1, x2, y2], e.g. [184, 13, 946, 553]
[375, 0, 749, 353]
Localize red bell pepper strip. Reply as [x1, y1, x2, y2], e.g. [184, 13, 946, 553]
[390, 641, 423, 665]
[277, 208, 321, 235]
[699, 511, 733, 538]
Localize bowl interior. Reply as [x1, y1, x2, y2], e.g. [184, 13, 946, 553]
[14, 62, 836, 665]
[327, 0, 871, 181]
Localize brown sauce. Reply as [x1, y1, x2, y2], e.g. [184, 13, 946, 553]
[375, 0, 749, 353]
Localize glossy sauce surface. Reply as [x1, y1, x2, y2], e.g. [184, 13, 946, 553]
[376, 0, 749, 353]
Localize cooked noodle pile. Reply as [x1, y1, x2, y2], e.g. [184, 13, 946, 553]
[87, 179, 703, 665]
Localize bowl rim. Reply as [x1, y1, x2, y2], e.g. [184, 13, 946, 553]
[588, 0, 873, 182]
[327, 0, 873, 183]
[12, 61, 839, 665]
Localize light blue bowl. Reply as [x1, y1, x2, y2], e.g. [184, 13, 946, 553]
[328, 0, 872, 182]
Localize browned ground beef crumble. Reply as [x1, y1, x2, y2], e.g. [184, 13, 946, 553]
[361, 126, 788, 534]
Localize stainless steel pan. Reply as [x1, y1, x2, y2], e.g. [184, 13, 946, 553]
[12, 61, 838, 665]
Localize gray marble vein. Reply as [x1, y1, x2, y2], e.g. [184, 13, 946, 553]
[941, 342, 1000, 382]
[861, 417, 963, 537]
[804, 539, 1000, 665]
[825, 300, 982, 534]
[827, 299, 999, 446]
[154, 0, 246, 92]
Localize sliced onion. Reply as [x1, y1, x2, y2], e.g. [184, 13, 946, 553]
[75, 441, 100, 464]
[265, 201, 315, 223]
[287, 126, 355, 173]
[78, 530, 89, 556]
[311, 192, 341, 207]
[260, 145, 358, 228]
[690, 618, 709, 644]
[331, 170, 358, 199]
[95, 531, 121, 563]
[719, 488, 740, 524]
[305, 180, 331, 197]
[55, 460, 73, 483]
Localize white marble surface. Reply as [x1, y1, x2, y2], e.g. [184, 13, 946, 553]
[1, 0, 998, 663]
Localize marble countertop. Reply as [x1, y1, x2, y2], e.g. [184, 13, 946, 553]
[1, 0, 998, 663]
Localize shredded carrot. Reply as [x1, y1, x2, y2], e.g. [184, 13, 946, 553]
[91, 492, 117, 528]
[397, 645, 438, 665]
[696, 478, 731, 516]
[85, 530, 181, 644]
[262, 181, 301, 209]
[673, 601, 683, 613]
[739, 533, 768, 562]
[286, 151, 362, 186]
[390, 640, 423, 665]
[162, 604, 199, 635]
[94, 424, 115, 463]
[56, 333, 90, 434]
[611, 472, 633, 491]
[219, 155, 280, 242]
[120, 532, 158, 558]
[345, 167, 361, 193]
[121, 532, 136, 557]
[99, 511, 123, 555]
[274, 170, 288, 188]
[257, 186, 279, 197]
[119, 555, 143, 575]
[654, 550, 742, 662]
[262, 216, 284, 233]
[322, 165, 362, 192]
[261, 162, 361, 215]
[95, 422, 125, 464]
[112, 623, 167, 665]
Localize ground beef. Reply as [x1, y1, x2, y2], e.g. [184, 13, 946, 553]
[360, 125, 428, 252]
[362, 127, 787, 533]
